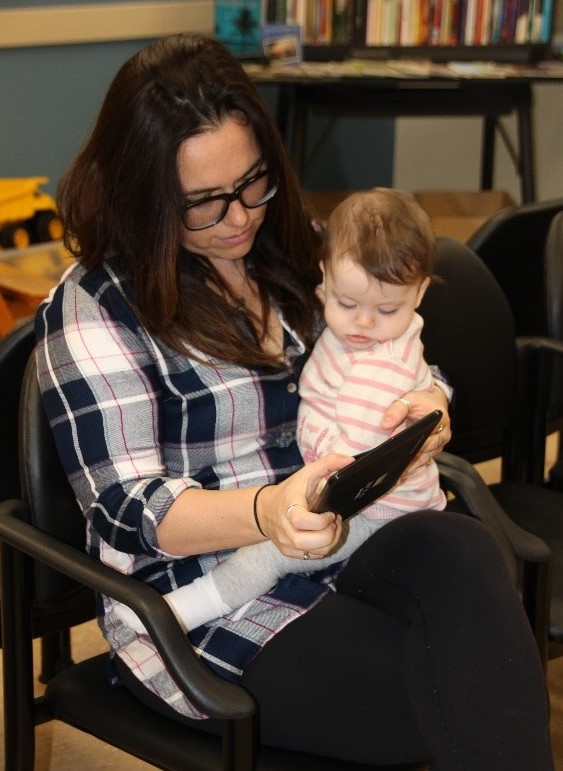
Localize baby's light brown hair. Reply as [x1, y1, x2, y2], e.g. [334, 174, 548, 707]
[323, 188, 436, 286]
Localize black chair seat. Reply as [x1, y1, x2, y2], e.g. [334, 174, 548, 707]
[46, 653, 225, 771]
[46, 652, 425, 771]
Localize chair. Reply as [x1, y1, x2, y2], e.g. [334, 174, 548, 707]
[466, 196, 563, 338]
[419, 237, 563, 651]
[0, 320, 94, 683]
[545, 209, 563, 348]
[0, 321, 35, 503]
[0, 332, 552, 770]
[1, 350, 443, 771]
[467, 196, 563, 479]
[542, 209, 563, 488]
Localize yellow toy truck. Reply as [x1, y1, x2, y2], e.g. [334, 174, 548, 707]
[0, 177, 63, 249]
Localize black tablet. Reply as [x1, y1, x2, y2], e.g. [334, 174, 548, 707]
[309, 409, 443, 519]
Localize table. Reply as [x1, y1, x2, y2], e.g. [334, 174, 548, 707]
[247, 59, 563, 203]
[0, 240, 73, 333]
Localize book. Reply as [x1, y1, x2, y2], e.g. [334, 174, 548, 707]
[353, 0, 369, 44]
[215, 0, 263, 56]
[540, 0, 553, 41]
[332, 0, 356, 43]
[262, 23, 302, 62]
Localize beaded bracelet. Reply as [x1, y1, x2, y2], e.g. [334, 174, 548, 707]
[253, 483, 273, 538]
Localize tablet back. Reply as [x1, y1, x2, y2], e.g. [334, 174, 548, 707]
[311, 409, 443, 518]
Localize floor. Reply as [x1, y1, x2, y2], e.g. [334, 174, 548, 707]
[1, 439, 563, 770]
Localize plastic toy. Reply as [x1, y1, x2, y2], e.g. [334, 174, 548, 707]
[0, 177, 62, 249]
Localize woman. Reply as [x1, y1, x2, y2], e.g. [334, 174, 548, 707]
[35, 33, 553, 769]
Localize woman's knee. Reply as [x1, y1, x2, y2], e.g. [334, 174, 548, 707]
[336, 510, 511, 600]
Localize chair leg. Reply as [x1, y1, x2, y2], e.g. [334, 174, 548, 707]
[222, 715, 256, 771]
[38, 629, 74, 683]
[521, 558, 552, 672]
[1, 542, 36, 770]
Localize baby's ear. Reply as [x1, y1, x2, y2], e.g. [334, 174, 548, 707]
[415, 276, 431, 308]
[316, 262, 326, 303]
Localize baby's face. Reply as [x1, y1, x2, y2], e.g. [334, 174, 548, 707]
[317, 255, 429, 351]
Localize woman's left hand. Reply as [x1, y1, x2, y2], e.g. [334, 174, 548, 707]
[380, 386, 451, 472]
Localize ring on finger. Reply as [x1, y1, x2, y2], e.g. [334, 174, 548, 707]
[302, 549, 310, 560]
[285, 503, 300, 520]
[396, 397, 411, 408]
[437, 424, 444, 433]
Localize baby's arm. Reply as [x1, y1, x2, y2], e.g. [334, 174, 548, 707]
[114, 514, 382, 633]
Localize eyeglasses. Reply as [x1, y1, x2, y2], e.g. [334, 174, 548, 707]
[181, 169, 278, 231]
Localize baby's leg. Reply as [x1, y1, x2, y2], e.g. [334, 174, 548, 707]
[114, 515, 383, 633]
[215, 514, 383, 604]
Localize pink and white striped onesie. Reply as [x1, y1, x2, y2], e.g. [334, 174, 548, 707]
[297, 312, 446, 520]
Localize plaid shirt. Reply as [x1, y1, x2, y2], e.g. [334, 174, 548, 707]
[35, 260, 335, 718]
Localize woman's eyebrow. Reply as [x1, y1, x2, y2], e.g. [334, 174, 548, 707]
[184, 158, 263, 197]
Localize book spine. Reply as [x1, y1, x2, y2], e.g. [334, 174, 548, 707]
[353, 0, 369, 43]
[540, 0, 553, 41]
[332, 0, 356, 43]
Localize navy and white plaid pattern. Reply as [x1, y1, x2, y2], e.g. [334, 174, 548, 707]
[35, 260, 336, 718]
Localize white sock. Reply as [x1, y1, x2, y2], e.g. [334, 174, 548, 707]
[113, 572, 232, 634]
[164, 574, 233, 631]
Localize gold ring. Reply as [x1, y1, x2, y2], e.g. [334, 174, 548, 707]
[396, 397, 411, 408]
[437, 424, 444, 433]
[302, 549, 310, 560]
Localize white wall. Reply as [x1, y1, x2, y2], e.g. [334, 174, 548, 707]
[395, 0, 563, 202]
[394, 82, 563, 202]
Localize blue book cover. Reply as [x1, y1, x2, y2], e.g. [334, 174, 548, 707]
[215, 0, 262, 55]
[539, 0, 553, 41]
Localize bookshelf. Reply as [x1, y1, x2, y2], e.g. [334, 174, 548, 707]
[260, 0, 555, 62]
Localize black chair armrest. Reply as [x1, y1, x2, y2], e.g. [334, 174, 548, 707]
[517, 335, 563, 358]
[516, 335, 563, 484]
[437, 450, 551, 571]
[0, 498, 256, 721]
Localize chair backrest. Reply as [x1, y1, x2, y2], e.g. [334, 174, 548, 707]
[545, 209, 563, 339]
[0, 319, 36, 502]
[19, 354, 92, 608]
[420, 238, 519, 468]
[467, 196, 563, 338]
[544, 209, 563, 414]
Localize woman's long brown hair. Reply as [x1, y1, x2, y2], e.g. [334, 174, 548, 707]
[57, 34, 322, 367]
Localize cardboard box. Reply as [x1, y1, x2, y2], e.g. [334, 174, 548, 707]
[303, 190, 350, 222]
[0, 241, 74, 333]
[303, 189, 516, 243]
[413, 190, 516, 242]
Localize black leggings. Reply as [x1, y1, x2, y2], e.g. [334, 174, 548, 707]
[117, 510, 554, 770]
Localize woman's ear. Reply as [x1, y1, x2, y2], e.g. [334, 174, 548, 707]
[315, 262, 326, 304]
[415, 276, 431, 308]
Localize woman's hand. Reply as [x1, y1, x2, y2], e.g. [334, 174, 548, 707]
[256, 454, 354, 561]
[380, 386, 451, 473]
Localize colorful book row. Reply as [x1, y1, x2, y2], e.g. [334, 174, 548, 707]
[214, 0, 553, 52]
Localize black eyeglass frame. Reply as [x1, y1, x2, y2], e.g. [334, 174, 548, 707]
[181, 169, 278, 231]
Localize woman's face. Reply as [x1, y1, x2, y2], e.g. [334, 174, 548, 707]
[177, 115, 269, 271]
